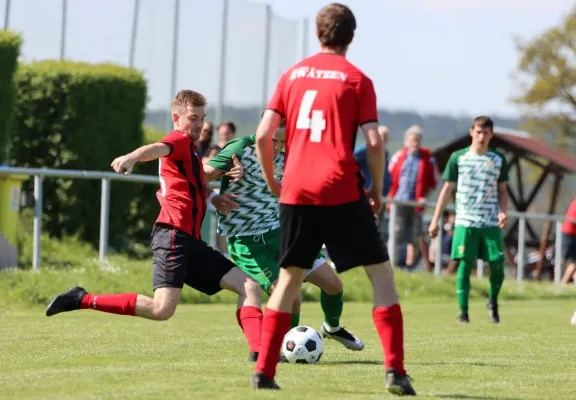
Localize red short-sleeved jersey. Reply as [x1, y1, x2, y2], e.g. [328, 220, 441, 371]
[562, 198, 576, 236]
[155, 130, 207, 238]
[267, 53, 378, 205]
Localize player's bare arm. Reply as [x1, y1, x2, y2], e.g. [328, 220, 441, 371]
[111, 143, 171, 175]
[429, 181, 456, 238]
[361, 121, 385, 212]
[203, 154, 244, 183]
[497, 182, 509, 228]
[255, 110, 282, 196]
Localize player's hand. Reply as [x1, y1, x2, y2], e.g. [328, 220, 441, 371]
[212, 193, 239, 215]
[225, 154, 244, 182]
[267, 179, 281, 197]
[367, 187, 384, 214]
[497, 212, 508, 228]
[111, 154, 137, 175]
[428, 219, 439, 238]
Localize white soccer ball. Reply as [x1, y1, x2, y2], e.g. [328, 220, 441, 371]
[281, 326, 324, 364]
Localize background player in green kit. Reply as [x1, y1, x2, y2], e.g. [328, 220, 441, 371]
[429, 116, 509, 324]
[204, 119, 364, 361]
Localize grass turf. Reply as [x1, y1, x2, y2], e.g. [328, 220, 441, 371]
[1, 300, 575, 399]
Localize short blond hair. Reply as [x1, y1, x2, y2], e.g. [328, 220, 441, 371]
[171, 90, 207, 113]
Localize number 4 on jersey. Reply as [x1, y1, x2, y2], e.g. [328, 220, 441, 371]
[296, 90, 326, 142]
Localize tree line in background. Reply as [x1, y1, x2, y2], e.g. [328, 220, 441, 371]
[0, 7, 574, 257]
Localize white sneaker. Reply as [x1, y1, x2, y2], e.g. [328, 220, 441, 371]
[570, 311, 576, 326]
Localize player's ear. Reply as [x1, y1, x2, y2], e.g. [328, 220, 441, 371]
[172, 113, 179, 124]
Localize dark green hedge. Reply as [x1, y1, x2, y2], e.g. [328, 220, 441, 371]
[9, 61, 147, 248]
[0, 31, 22, 164]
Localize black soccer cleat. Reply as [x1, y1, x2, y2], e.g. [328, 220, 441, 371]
[278, 353, 289, 363]
[251, 372, 280, 390]
[45, 286, 88, 317]
[385, 369, 416, 396]
[487, 302, 500, 324]
[248, 351, 259, 362]
[458, 314, 470, 324]
[321, 325, 365, 351]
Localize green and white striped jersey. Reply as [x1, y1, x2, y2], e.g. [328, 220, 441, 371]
[443, 147, 508, 228]
[207, 134, 284, 237]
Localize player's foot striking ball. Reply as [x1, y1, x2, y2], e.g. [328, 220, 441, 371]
[249, 3, 415, 395]
[429, 116, 509, 323]
[46, 91, 262, 363]
[203, 118, 365, 360]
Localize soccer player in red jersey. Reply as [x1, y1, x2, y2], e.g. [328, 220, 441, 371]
[45, 91, 263, 357]
[250, 4, 416, 396]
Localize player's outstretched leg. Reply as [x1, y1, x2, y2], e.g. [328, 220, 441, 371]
[305, 261, 364, 351]
[365, 261, 416, 397]
[456, 260, 473, 323]
[252, 267, 306, 390]
[219, 268, 264, 362]
[46, 286, 180, 321]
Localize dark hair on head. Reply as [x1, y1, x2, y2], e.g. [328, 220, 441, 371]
[472, 116, 494, 131]
[316, 3, 356, 49]
[218, 121, 236, 134]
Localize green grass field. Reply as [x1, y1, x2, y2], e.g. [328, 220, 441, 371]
[2, 300, 576, 399]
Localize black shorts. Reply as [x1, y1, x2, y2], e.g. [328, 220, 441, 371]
[150, 223, 235, 295]
[279, 196, 389, 273]
[563, 233, 576, 263]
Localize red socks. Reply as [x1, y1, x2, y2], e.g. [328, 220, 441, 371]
[255, 308, 291, 379]
[236, 306, 263, 352]
[80, 293, 137, 316]
[373, 304, 405, 375]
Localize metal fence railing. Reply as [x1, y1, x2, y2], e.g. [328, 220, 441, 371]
[0, 166, 573, 285]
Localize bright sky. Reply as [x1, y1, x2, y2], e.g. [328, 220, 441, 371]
[2, 0, 573, 117]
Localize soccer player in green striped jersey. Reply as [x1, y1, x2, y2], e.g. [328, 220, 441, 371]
[204, 119, 364, 362]
[429, 116, 509, 324]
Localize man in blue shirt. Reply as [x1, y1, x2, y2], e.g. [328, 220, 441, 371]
[354, 125, 392, 244]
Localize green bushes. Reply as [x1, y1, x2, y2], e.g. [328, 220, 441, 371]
[0, 31, 22, 164]
[9, 61, 147, 248]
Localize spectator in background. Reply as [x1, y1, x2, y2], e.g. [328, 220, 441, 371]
[217, 121, 237, 148]
[196, 121, 214, 159]
[429, 211, 457, 273]
[560, 197, 576, 285]
[388, 125, 437, 271]
[354, 125, 392, 245]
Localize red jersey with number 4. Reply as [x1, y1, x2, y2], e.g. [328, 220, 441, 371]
[155, 130, 207, 239]
[267, 53, 378, 205]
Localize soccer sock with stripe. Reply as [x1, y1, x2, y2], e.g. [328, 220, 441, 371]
[488, 259, 505, 305]
[320, 290, 343, 330]
[80, 293, 137, 316]
[456, 259, 473, 315]
[290, 312, 300, 329]
[236, 306, 263, 353]
[372, 304, 405, 374]
[255, 308, 291, 379]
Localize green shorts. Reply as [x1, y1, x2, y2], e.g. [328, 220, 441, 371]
[227, 228, 325, 293]
[451, 226, 504, 262]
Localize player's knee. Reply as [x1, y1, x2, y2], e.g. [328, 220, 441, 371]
[152, 303, 176, 321]
[243, 278, 262, 301]
[322, 275, 343, 295]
